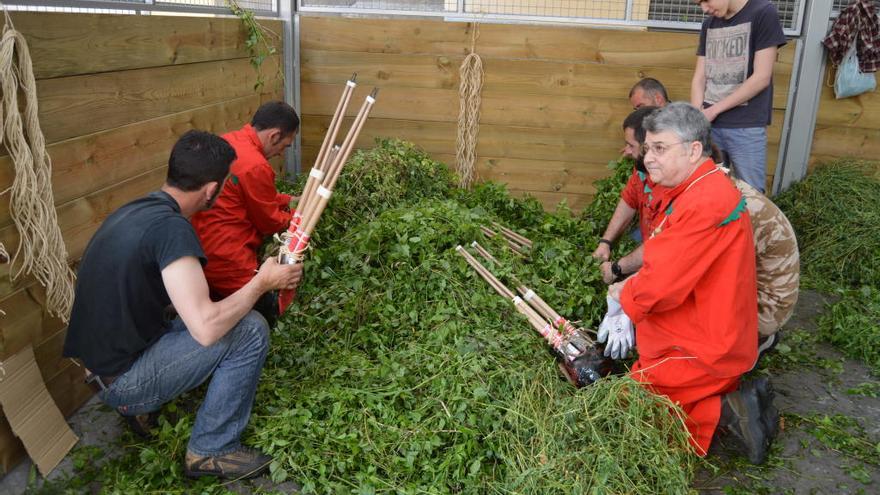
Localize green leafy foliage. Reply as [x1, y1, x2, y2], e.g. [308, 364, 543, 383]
[789, 413, 879, 484]
[226, 0, 281, 92]
[46, 140, 694, 493]
[775, 160, 880, 291]
[818, 286, 880, 375]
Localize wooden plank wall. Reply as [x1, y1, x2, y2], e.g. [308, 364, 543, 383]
[810, 65, 880, 168]
[0, 12, 282, 474]
[299, 15, 794, 211]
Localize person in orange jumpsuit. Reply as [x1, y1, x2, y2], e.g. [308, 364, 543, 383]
[605, 102, 778, 464]
[191, 101, 299, 324]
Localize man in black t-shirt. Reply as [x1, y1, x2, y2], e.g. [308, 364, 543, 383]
[63, 130, 303, 480]
[691, 0, 786, 193]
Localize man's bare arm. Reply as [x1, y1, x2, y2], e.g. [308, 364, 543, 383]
[162, 256, 302, 346]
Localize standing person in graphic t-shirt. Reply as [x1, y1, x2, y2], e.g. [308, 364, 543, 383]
[691, 0, 786, 193]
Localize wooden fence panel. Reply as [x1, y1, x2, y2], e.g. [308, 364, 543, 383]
[300, 15, 794, 210]
[811, 71, 880, 170]
[0, 12, 281, 474]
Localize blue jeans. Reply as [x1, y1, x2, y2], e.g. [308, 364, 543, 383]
[710, 127, 768, 193]
[99, 311, 270, 456]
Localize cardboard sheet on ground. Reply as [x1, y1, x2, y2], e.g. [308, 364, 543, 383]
[0, 344, 78, 476]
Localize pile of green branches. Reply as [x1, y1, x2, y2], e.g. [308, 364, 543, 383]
[775, 159, 880, 374]
[818, 286, 880, 375]
[774, 160, 880, 290]
[40, 140, 696, 494]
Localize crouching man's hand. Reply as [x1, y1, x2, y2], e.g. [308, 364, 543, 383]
[256, 257, 304, 292]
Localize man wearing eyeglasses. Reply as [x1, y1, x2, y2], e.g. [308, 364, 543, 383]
[607, 103, 778, 464]
[691, 0, 786, 193]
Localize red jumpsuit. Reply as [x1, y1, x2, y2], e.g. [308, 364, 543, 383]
[619, 158, 758, 455]
[191, 124, 292, 297]
[620, 169, 666, 240]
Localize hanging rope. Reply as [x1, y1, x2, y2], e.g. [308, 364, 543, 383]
[455, 23, 483, 190]
[0, 7, 76, 321]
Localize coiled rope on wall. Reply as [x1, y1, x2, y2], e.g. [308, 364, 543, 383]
[455, 23, 483, 190]
[0, 7, 76, 321]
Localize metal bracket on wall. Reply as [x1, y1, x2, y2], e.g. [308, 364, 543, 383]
[772, 0, 835, 195]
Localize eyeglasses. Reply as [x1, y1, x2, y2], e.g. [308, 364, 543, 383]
[640, 141, 685, 157]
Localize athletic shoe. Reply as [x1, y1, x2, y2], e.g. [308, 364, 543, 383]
[184, 447, 272, 480]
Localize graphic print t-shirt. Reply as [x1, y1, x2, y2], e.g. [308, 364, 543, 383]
[697, 0, 786, 128]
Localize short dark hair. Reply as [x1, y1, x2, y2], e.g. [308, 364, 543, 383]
[166, 130, 236, 191]
[629, 78, 670, 104]
[251, 101, 300, 136]
[622, 106, 659, 145]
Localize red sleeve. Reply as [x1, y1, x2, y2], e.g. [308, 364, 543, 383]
[238, 163, 292, 234]
[620, 171, 641, 209]
[619, 199, 739, 324]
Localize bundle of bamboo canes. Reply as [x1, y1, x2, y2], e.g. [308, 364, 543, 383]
[456, 244, 611, 386]
[480, 222, 531, 254]
[277, 75, 378, 312]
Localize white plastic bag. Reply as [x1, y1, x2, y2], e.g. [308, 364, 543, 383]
[835, 45, 876, 99]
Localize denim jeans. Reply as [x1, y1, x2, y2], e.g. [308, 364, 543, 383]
[710, 127, 768, 193]
[99, 310, 270, 456]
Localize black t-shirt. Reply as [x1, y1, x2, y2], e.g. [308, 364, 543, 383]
[63, 191, 206, 375]
[697, 0, 787, 128]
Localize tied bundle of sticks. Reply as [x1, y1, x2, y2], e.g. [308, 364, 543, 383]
[456, 243, 612, 387]
[276, 74, 378, 313]
[480, 222, 532, 256]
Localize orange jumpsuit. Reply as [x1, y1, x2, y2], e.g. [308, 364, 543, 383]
[192, 124, 292, 297]
[619, 158, 758, 455]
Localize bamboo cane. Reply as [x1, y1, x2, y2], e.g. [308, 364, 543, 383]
[280, 88, 379, 263]
[493, 222, 533, 248]
[301, 75, 356, 203]
[456, 246, 564, 349]
[297, 76, 356, 223]
[299, 89, 378, 231]
[323, 88, 379, 192]
[297, 144, 340, 224]
[471, 241, 585, 341]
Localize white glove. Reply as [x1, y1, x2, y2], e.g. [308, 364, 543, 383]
[596, 296, 622, 344]
[597, 296, 635, 360]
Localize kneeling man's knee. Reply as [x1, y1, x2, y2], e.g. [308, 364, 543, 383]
[242, 310, 270, 350]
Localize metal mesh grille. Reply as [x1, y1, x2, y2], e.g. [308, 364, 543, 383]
[299, 0, 806, 33]
[463, 0, 625, 19]
[2, 0, 277, 14]
[648, 0, 800, 30]
[833, 0, 880, 15]
[300, 0, 449, 11]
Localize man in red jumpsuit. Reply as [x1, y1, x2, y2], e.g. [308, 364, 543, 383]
[606, 102, 778, 464]
[192, 101, 299, 325]
[592, 106, 666, 283]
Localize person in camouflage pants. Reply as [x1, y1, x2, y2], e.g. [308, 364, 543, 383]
[730, 177, 800, 338]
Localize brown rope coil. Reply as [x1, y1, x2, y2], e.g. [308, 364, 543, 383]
[0, 8, 76, 321]
[455, 23, 483, 190]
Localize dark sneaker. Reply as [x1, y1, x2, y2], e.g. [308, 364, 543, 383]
[184, 447, 273, 480]
[753, 376, 780, 440]
[719, 380, 771, 464]
[120, 411, 158, 439]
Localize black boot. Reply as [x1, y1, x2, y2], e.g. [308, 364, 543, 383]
[719, 379, 772, 464]
[753, 376, 780, 440]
